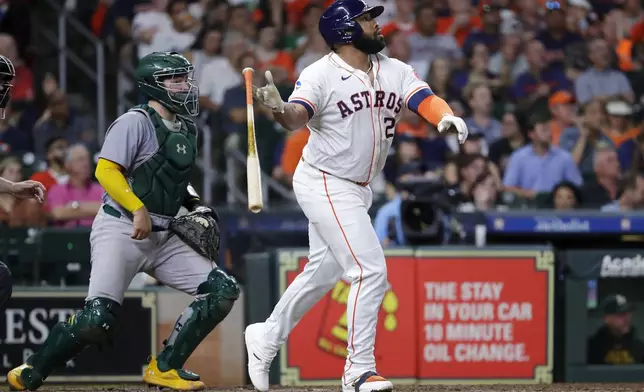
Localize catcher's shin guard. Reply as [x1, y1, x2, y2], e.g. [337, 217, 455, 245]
[154, 268, 240, 373]
[18, 297, 120, 390]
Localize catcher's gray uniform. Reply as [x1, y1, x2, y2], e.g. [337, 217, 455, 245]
[88, 110, 214, 305]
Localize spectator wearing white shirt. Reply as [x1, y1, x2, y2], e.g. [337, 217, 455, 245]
[149, 0, 201, 55]
[199, 32, 248, 113]
[132, 0, 172, 59]
[184, 27, 224, 83]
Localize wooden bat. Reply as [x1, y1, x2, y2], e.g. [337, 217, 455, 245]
[243, 67, 263, 213]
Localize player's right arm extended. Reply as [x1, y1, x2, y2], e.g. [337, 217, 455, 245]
[95, 158, 145, 213]
[273, 103, 310, 132]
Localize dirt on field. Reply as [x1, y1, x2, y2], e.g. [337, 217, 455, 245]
[14, 384, 644, 392]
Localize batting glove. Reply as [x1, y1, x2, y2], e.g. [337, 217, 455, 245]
[437, 114, 469, 144]
[253, 70, 285, 113]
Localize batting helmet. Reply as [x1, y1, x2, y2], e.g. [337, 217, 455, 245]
[318, 0, 384, 47]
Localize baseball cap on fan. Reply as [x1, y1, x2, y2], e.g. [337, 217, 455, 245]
[601, 294, 635, 315]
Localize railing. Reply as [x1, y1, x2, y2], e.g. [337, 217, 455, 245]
[224, 133, 296, 209]
[37, 0, 107, 145]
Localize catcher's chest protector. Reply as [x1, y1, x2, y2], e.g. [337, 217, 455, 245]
[129, 105, 198, 217]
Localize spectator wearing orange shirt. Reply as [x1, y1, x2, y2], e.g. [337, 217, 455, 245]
[437, 0, 483, 47]
[256, 26, 296, 82]
[548, 90, 578, 146]
[278, 127, 310, 186]
[603, 100, 641, 148]
[29, 136, 69, 192]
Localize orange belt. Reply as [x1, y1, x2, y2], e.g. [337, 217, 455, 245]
[301, 157, 369, 187]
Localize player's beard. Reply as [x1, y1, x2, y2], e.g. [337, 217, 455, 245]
[353, 33, 386, 54]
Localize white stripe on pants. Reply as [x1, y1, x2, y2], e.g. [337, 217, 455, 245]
[262, 160, 388, 384]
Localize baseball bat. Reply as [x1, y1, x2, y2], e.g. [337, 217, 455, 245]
[243, 67, 263, 213]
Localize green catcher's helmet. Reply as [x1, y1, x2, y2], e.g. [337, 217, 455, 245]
[135, 51, 199, 116]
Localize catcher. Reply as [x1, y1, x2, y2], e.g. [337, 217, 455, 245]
[6, 51, 239, 392]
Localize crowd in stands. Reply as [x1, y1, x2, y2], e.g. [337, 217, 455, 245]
[0, 0, 643, 232]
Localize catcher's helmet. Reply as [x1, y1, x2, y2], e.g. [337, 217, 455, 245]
[0, 55, 15, 120]
[318, 0, 384, 47]
[135, 51, 199, 117]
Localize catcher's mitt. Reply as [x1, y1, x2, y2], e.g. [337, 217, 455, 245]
[169, 211, 220, 261]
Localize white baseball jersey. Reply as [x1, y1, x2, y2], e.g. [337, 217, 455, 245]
[288, 52, 431, 184]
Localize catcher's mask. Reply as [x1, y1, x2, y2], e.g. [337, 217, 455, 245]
[135, 51, 200, 117]
[0, 55, 15, 120]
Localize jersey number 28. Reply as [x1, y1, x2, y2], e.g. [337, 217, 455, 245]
[384, 117, 395, 139]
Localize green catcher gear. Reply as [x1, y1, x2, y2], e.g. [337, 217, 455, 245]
[21, 298, 120, 390]
[135, 51, 199, 117]
[156, 268, 240, 374]
[169, 210, 220, 261]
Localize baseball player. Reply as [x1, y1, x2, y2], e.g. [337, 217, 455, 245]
[0, 53, 46, 309]
[245, 1, 468, 391]
[6, 51, 239, 392]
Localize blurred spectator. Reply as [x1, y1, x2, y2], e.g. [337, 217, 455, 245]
[256, 26, 296, 82]
[574, 38, 635, 105]
[452, 42, 500, 93]
[536, 1, 583, 70]
[560, 99, 614, 174]
[287, 4, 323, 56]
[387, 30, 430, 82]
[0, 34, 33, 105]
[380, 0, 415, 37]
[132, 0, 173, 59]
[184, 26, 223, 82]
[488, 32, 529, 84]
[294, 27, 330, 76]
[503, 114, 582, 199]
[489, 111, 527, 174]
[437, 0, 482, 46]
[513, 40, 570, 110]
[619, 132, 644, 174]
[47, 144, 103, 228]
[567, 0, 594, 37]
[463, 1, 503, 54]
[0, 156, 46, 227]
[408, 4, 463, 66]
[457, 171, 508, 212]
[277, 127, 309, 186]
[0, 0, 31, 63]
[0, 105, 32, 153]
[549, 180, 582, 210]
[227, 5, 255, 40]
[453, 153, 487, 199]
[548, 91, 578, 146]
[29, 137, 69, 192]
[152, 0, 201, 53]
[426, 58, 459, 101]
[600, 172, 644, 211]
[464, 83, 502, 146]
[199, 31, 246, 112]
[580, 145, 621, 208]
[513, 0, 541, 38]
[604, 100, 640, 148]
[32, 91, 97, 158]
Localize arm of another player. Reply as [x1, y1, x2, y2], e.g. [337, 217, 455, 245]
[401, 64, 468, 143]
[253, 69, 320, 132]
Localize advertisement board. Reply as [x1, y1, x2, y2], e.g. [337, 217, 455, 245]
[0, 291, 157, 382]
[277, 248, 553, 385]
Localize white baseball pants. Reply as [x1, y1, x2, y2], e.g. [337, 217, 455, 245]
[262, 159, 388, 384]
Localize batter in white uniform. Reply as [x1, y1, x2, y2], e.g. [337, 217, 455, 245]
[245, 1, 468, 391]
